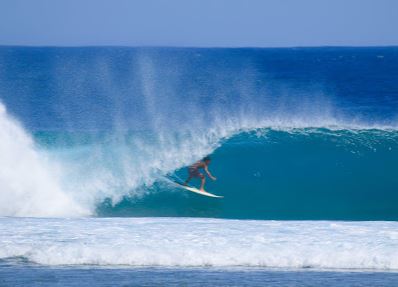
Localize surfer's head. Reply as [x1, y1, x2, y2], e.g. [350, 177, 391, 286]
[203, 156, 211, 164]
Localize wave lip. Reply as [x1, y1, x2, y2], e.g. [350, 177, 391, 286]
[1, 217, 397, 270]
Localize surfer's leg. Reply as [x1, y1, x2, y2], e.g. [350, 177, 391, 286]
[185, 168, 199, 186]
[199, 174, 205, 191]
[184, 176, 192, 186]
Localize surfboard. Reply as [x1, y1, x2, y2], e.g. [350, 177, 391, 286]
[178, 184, 224, 198]
[167, 179, 223, 198]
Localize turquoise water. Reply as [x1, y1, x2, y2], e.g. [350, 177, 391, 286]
[0, 47, 397, 285]
[32, 128, 398, 220]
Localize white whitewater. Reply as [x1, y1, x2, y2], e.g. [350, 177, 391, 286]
[0, 217, 397, 270]
[0, 103, 87, 217]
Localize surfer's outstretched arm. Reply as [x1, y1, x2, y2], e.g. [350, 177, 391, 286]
[204, 166, 216, 181]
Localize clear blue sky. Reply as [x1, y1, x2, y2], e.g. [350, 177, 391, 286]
[0, 0, 397, 47]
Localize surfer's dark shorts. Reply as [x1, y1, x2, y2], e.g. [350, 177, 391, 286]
[189, 168, 204, 178]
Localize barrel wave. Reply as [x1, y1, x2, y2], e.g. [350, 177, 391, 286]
[31, 127, 397, 220]
[0, 46, 397, 219]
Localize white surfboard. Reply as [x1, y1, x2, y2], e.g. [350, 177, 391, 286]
[179, 184, 224, 198]
[167, 179, 223, 198]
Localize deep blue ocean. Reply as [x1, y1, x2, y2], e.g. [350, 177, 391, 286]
[0, 46, 397, 286]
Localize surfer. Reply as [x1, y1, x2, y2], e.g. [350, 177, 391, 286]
[184, 156, 217, 191]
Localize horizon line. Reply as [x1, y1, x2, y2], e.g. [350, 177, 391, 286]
[0, 44, 398, 49]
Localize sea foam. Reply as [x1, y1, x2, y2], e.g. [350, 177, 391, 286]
[0, 217, 397, 270]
